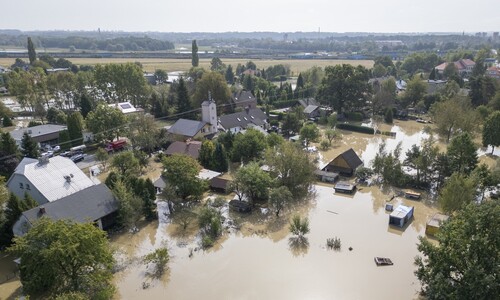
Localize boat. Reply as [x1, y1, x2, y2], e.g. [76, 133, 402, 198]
[374, 257, 393, 266]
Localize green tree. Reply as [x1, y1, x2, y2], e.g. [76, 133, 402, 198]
[191, 40, 199, 67]
[176, 77, 192, 115]
[212, 142, 228, 172]
[324, 129, 340, 145]
[27, 37, 37, 65]
[232, 162, 273, 203]
[266, 132, 285, 148]
[95, 147, 109, 171]
[225, 64, 234, 84]
[268, 186, 293, 217]
[430, 96, 479, 142]
[415, 201, 500, 299]
[192, 71, 231, 107]
[210, 57, 225, 72]
[86, 103, 127, 142]
[111, 151, 140, 176]
[3, 116, 13, 127]
[198, 206, 222, 241]
[384, 108, 393, 124]
[439, 172, 476, 214]
[154, 69, 168, 84]
[482, 111, 500, 154]
[128, 114, 159, 153]
[231, 128, 267, 163]
[67, 112, 84, 146]
[402, 76, 427, 107]
[0, 193, 37, 247]
[9, 218, 115, 299]
[281, 112, 302, 134]
[162, 154, 206, 200]
[447, 132, 478, 175]
[265, 141, 316, 196]
[289, 215, 310, 237]
[198, 140, 215, 170]
[143, 248, 169, 277]
[316, 64, 371, 114]
[112, 179, 143, 229]
[58, 130, 71, 151]
[372, 63, 387, 77]
[79, 93, 93, 118]
[21, 132, 39, 158]
[299, 122, 320, 147]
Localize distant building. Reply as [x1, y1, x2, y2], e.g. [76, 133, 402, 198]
[231, 90, 257, 110]
[435, 59, 475, 77]
[167, 100, 218, 140]
[218, 107, 268, 134]
[144, 73, 156, 85]
[46, 68, 70, 73]
[108, 102, 140, 114]
[297, 98, 320, 108]
[9, 124, 67, 147]
[486, 66, 500, 79]
[303, 105, 320, 119]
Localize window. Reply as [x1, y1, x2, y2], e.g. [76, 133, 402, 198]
[19, 183, 24, 189]
[26, 184, 31, 190]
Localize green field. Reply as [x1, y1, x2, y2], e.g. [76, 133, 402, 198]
[0, 57, 374, 74]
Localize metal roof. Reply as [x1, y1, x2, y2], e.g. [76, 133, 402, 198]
[15, 156, 95, 202]
[22, 184, 117, 224]
[219, 108, 267, 131]
[390, 205, 414, 219]
[9, 124, 67, 141]
[303, 105, 319, 114]
[168, 119, 207, 137]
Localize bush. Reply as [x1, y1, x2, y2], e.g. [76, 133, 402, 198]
[337, 123, 375, 134]
[320, 140, 330, 151]
[345, 112, 364, 121]
[201, 236, 214, 248]
[2, 116, 13, 127]
[384, 108, 393, 124]
[28, 120, 42, 127]
[289, 215, 310, 237]
[272, 100, 297, 109]
[326, 237, 342, 250]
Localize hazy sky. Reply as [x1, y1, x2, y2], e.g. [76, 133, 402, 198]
[2, 0, 499, 33]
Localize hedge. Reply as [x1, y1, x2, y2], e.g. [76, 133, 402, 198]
[337, 123, 375, 134]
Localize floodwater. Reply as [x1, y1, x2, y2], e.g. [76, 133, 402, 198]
[113, 185, 435, 300]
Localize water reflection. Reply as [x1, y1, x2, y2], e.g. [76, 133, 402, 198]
[288, 236, 309, 257]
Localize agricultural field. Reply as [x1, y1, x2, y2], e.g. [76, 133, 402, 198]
[0, 57, 374, 74]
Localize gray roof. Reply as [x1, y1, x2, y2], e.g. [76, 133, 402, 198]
[22, 184, 117, 224]
[232, 90, 256, 104]
[219, 108, 267, 130]
[154, 176, 167, 189]
[10, 124, 67, 141]
[337, 148, 363, 169]
[298, 98, 319, 108]
[9, 156, 95, 202]
[168, 119, 206, 137]
[165, 141, 202, 159]
[304, 105, 319, 114]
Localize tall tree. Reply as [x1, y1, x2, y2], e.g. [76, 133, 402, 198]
[192, 71, 231, 107]
[415, 201, 500, 300]
[225, 64, 234, 84]
[9, 218, 115, 299]
[316, 64, 371, 114]
[212, 142, 228, 172]
[111, 151, 140, 176]
[430, 96, 479, 142]
[299, 123, 320, 147]
[402, 76, 427, 107]
[21, 132, 39, 158]
[85, 104, 127, 142]
[447, 132, 478, 175]
[231, 128, 267, 163]
[79, 93, 93, 118]
[231, 162, 273, 203]
[27, 37, 37, 65]
[210, 57, 225, 72]
[268, 186, 293, 217]
[482, 111, 500, 154]
[176, 77, 192, 115]
[66, 112, 84, 146]
[191, 40, 199, 67]
[162, 154, 206, 200]
[198, 140, 215, 170]
[265, 141, 316, 196]
[112, 179, 143, 230]
[128, 114, 159, 153]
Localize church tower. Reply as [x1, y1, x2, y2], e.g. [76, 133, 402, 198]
[201, 96, 217, 134]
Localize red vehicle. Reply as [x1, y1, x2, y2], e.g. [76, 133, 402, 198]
[105, 139, 127, 152]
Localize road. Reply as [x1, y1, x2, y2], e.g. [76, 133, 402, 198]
[76, 154, 97, 169]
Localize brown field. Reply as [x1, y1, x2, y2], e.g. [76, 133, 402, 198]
[0, 58, 374, 74]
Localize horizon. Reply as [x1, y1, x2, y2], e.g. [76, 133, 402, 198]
[2, 0, 499, 33]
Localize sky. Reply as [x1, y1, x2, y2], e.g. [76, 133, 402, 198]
[2, 0, 499, 33]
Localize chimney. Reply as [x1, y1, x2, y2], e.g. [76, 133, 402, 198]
[64, 175, 71, 183]
[39, 206, 46, 214]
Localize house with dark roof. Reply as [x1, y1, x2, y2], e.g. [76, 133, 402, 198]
[218, 107, 268, 133]
[167, 100, 218, 140]
[9, 124, 67, 147]
[12, 183, 118, 236]
[297, 98, 320, 108]
[231, 90, 257, 110]
[304, 105, 320, 119]
[322, 148, 363, 177]
[165, 141, 202, 159]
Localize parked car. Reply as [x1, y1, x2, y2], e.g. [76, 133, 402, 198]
[53, 145, 61, 152]
[60, 151, 71, 157]
[70, 154, 85, 163]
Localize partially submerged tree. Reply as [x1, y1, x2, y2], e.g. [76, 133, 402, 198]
[143, 247, 169, 277]
[162, 154, 206, 201]
[438, 172, 476, 214]
[268, 186, 293, 217]
[482, 111, 500, 154]
[232, 162, 273, 203]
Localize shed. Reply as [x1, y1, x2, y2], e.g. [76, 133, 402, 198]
[322, 148, 363, 177]
[425, 213, 449, 236]
[389, 205, 414, 228]
[314, 170, 339, 183]
[334, 181, 356, 194]
[404, 190, 421, 200]
[209, 177, 231, 193]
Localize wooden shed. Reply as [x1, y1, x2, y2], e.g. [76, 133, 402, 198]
[334, 181, 357, 194]
[314, 170, 339, 183]
[425, 213, 449, 236]
[389, 205, 414, 228]
[322, 148, 363, 177]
